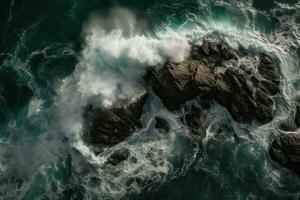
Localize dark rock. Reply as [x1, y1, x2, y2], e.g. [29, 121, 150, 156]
[269, 133, 300, 175]
[220, 44, 238, 60]
[190, 60, 216, 93]
[154, 117, 170, 133]
[147, 40, 280, 124]
[192, 40, 237, 62]
[252, 90, 276, 123]
[258, 54, 280, 94]
[260, 79, 279, 95]
[107, 148, 130, 166]
[184, 106, 206, 135]
[200, 40, 211, 56]
[83, 93, 147, 145]
[146, 60, 203, 110]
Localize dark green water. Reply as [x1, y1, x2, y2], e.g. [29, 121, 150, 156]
[0, 0, 300, 199]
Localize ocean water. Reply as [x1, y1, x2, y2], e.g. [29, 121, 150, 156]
[0, 0, 300, 199]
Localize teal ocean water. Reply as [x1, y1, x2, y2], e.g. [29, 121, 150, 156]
[0, 0, 300, 199]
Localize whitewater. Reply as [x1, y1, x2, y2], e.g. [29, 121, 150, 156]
[0, 0, 300, 199]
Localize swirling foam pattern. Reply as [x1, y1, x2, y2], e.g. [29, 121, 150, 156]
[0, 0, 299, 199]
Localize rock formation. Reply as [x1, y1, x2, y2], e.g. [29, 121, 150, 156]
[106, 147, 130, 166]
[83, 40, 282, 161]
[269, 133, 300, 175]
[146, 40, 280, 123]
[83, 93, 147, 145]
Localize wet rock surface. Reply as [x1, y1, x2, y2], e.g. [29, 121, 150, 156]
[146, 40, 280, 124]
[83, 93, 147, 145]
[183, 106, 206, 136]
[154, 117, 170, 133]
[269, 133, 300, 175]
[106, 147, 130, 166]
[83, 40, 282, 166]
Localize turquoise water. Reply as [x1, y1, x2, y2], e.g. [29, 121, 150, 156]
[0, 0, 300, 199]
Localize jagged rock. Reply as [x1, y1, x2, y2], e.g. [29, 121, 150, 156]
[258, 54, 280, 95]
[154, 117, 170, 133]
[192, 40, 238, 62]
[147, 40, 280, 124]
[146, 59, 215, 110]
[107, 148, 130, 166]
[83, 93, 147, 145]
[146, 60, 196, 110]
[269, 133, 300, 175]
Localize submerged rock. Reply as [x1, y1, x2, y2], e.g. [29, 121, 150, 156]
[183, 106, 206, 136]
[107, 147, 130, 166]
[83, 93, 147, 145]
[146, 40, 280, 124]
[269, 133, 300, 175]
[154, 117, 170, 133]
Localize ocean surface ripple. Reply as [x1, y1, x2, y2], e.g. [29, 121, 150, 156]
[0, 0, 300, 199]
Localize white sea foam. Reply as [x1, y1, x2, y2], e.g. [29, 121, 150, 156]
[0, 1, 299, 199]
[55, 8, 193, 137]
[27, 99, 43, 117]
[52, 5, 299, 199]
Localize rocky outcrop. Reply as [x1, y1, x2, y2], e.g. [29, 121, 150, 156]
[146, 40, 280, 123]
[146, 59, 205, 110]
[269, 133, 300, 175]
[257, 54, 280, 95]
[83, 93, 147, 145]
[83, 40, 281, 155]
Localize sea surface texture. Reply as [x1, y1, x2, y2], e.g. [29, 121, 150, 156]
[0, 0, 300, 199]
